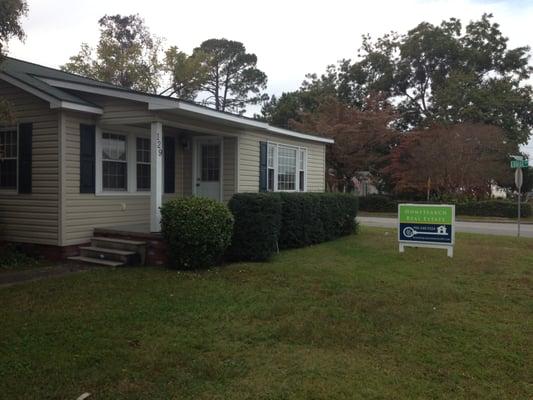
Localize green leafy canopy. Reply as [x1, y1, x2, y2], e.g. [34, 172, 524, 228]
[263, 14, 533, 145]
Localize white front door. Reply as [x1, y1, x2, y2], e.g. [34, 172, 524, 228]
[195, 139, 222, 201]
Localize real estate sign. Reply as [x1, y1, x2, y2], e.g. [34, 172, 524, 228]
[398, 204, 455, 257]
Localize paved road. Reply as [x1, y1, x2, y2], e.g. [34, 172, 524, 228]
[358, 216, 533, 238]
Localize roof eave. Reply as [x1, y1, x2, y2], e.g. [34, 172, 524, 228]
[0, 72, 103, 115]
[40, 77, 334, 144]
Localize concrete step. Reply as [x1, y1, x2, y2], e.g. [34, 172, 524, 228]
[68, 256, 124, 267]
[79, 246, 139, 265]
[91, 237, 147, 264]
[91, 237, 145, 246]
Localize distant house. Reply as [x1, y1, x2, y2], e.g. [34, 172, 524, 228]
[352, 171, 379, 197]
[0, 58, 332, 263]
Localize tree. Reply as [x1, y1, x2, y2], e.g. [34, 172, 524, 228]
[291, 96, 398, 192]
[261, 90, 323, 128]
[190, 39, 268, 113]
[161, 46, 207, 101]
[261, 66, 339, 128]
[62, 14, 162, 93]
[384, 123, 516, 199]
[0, 0, 27, 58]
[337, 14, 533, 144]
[0, 0, 28, 122]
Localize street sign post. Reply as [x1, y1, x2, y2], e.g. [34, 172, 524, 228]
[398, 204, 455, 257]
[515, 168, 523, 238]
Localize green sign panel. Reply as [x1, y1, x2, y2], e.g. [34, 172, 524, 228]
[399, 204, 453, 225]
[511, 160, 529, 168]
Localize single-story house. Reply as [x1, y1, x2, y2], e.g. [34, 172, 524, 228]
[0, 57, 333, 265]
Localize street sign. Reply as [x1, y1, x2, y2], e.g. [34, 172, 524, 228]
[515, 168, 523, 190]
[398, 204, 455, 257]
[511, 160, 528, 168]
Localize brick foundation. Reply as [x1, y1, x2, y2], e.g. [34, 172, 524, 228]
[0, 241, 87, 262]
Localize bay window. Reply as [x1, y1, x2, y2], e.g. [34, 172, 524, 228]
[0, 129, 17, 189]
[267, 142, 308, 192]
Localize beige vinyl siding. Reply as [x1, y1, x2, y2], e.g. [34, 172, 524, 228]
[0, 80, 60, 245]
[238, 131, 326, 193]
[69, 93, 154, 125]
[62, 111, 150, 246]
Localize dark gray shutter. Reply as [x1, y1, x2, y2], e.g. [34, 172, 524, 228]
[259, 141, 267, 192]
[18, 123, 32, 194]
[79, 124, 96, 193]
[164, 136, 175, 194]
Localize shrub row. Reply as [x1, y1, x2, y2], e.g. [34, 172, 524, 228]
[358, 195, 397, 213]
[228, 192, 358, 261]
[226, 193, 282, 261]
[161, 193, 359, 269]
[456, 200, 532, 218]
[358, 194, 531, 218]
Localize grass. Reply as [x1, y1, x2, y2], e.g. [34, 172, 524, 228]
[1, 227, 532, 399]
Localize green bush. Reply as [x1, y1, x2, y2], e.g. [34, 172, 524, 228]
[358, 194, 397, 212]
[160, 197, 234, 270]
[278, 193, 358, 249]
[456, 201, 531, 218]
[227, 193, 282, 261]
[277, 193, 325, 249]
[226, 192, 358, 261]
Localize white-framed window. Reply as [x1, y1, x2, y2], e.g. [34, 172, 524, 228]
[102, 133, 127, 191]
[136, 137, 151, 191]
[0, 128, 17, 190]
[267, 142, 308, 192]
[96, 129, 156, 195]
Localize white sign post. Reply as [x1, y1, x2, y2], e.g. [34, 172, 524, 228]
[515, 168, 523, 238]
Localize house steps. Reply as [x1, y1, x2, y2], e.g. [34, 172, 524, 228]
[68, 236, 147, 267]
[67, 256, 124, 267]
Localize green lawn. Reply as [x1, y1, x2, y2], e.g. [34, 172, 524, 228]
[1, 228, 532, 399]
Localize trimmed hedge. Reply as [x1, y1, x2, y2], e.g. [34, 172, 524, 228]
[277, 193, 324, 249]
[161, 197, 234, 270]
[358, 194, 397, 213]
[227, 193, 282, 261]
[278, 193, 359, 249]
[456, 201, 531, 218]
[227, 192, 358, 261]
[358, 195, 531, 218]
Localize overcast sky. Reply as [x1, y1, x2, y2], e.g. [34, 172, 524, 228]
[7, 0, 533, 155]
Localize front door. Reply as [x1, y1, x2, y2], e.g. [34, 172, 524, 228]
[195, 139, 221, 201]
